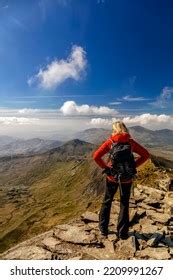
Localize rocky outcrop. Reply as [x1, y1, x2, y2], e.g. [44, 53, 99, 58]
[0, 181, 173, 260]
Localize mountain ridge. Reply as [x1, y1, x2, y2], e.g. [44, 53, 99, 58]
[76, 126, 173, 148]
[0, 125, 173, 158]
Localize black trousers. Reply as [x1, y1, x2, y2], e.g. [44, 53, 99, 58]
[99, 178, 132, 237]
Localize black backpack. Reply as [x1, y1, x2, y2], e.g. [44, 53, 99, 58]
[109, 141, 137, 181]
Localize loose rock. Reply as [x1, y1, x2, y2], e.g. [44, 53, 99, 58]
[114, 236, 137, 259]
[1, 245, 51, 260]
[136, 247, 170, 260]
[54, 224, 98, 245]
[146, 210, 170, 224]
[81, 211, 99, 223]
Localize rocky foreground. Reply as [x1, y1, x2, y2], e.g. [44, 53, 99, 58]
[0, 173, 173, 260]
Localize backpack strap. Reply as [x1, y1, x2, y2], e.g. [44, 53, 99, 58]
[106, 138, 115, 165]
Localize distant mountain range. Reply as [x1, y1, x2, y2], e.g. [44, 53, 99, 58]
[0, 136, 63, 157]
[0, 125, 173, 158]
[76, 126, 173, 149]
[129, 126, 173, 148]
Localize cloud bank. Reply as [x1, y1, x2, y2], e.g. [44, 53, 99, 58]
[0, 108, 173, 139]
[89, 113, 173, 129]
[28, 45, 87, 89]
[0, 117, 39, 125]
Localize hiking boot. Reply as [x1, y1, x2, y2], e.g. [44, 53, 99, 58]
[99, 225, 108, 236]
[100, 230, 108, 237]
[117, 233, 129, 240]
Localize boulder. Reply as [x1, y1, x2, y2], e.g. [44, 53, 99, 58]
[136, 247, 170, 260]
[87, 222, 99, 230]
[141, 223, 159, 238]
[136, 184, 165, 200]
[81, 211, 99, 223]
[1, 245, 51, 260]
[140, 217, 155, 225]
[134, 187, 143, 197]
[138, 202, 163, 212]
[82, 239, 117, 260]
[163, 192, 173, 208]
[149, 190, 165, 201]
[136, 184, 157, 195]
[157, 177, 171, 191]
[54, 224, 98, 245]
[139, 218, 159, 238]
[114, 236, 137, 259]
[146, 210, 170, 224]
[40, 237, 61, 252]
[143, 198, 162, 209]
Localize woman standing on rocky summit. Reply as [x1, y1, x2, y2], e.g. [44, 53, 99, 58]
[93, 121, 150, 239]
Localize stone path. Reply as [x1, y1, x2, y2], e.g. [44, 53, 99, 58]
[0, 176, 173, 260]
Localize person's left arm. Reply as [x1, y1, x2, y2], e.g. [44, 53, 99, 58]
[130, 138, 150, 168]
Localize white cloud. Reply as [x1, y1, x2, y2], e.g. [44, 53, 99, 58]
[122, 114, 173, 126]
[89, 118, 113, 127]
[0, 117, 39, 125]
[18, 108, 41, 114]
[121, 95, 151, 102]
[150, 86, 173, 108]
[161, 86, 173, 99]
[28, 45, 87, 89]
[88, 113, 173, 130]
[60, 101, 117, 116]
[109, 101, 122, 105]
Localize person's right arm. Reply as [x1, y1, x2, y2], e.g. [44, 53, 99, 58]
[92, 139, 112, 169]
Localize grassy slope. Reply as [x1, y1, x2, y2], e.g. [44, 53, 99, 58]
[0, 147, 169, 253]
[0, 156, 104, 253]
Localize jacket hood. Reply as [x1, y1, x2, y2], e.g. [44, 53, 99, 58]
[110, 132, 130, 143]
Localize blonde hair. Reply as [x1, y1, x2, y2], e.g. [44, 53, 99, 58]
[112, 121, 129, 135]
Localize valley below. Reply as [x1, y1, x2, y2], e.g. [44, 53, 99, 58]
[0, 140, 104, 253]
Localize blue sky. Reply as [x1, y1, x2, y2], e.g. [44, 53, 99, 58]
[0, 0, 173, 137]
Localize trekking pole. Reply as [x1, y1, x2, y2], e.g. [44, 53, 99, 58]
[131, 182, 134, 197]
[131, 176, 137, 197]
[118, 175, 123, 196]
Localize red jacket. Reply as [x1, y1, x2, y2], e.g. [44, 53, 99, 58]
[93, 132, 150, 183]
